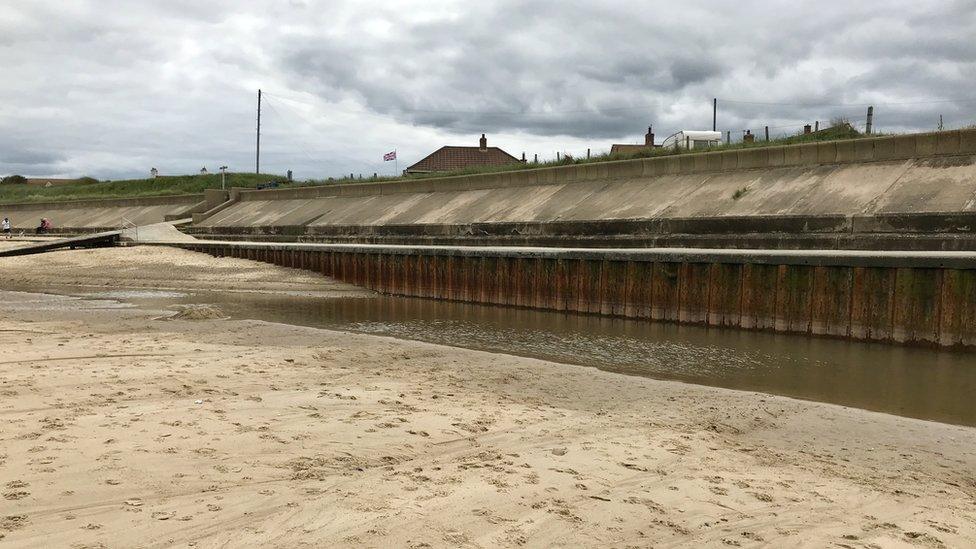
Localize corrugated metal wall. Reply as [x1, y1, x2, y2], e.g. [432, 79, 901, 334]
[193, 244, 976, 348]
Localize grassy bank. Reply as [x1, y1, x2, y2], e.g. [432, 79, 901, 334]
[0, 173, 287, 204]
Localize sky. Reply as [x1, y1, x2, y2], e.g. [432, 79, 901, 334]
[1, 0, 974, 180]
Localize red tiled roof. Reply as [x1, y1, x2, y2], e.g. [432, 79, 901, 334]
[405, 146, 520, 173]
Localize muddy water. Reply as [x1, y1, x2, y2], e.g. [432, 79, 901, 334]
[30, 287, 976, 427]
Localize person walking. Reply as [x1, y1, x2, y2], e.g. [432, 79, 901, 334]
[1, 217, 10, 239]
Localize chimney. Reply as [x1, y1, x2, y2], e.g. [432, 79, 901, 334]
[479, 133, 487, 151]
[645, 125, 654, 146]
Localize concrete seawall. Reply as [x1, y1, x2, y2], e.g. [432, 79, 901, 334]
[179, 241, 976, 348]
[187, 129, 976, 249]
[5, 130, 975, 247]
[0, 194, 206, 232]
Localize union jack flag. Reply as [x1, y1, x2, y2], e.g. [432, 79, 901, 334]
[383, 151, 397, 161]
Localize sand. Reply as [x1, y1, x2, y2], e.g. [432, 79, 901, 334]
[0, 246, 974, 548]
[0, 244, 373, 296]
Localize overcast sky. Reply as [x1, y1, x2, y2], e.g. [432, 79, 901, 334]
[1, 0, 974, 180]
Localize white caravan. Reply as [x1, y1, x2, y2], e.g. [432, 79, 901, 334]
[661, 130, 723, 150]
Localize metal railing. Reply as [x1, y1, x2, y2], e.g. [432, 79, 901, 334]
[120, 216, 138, 243]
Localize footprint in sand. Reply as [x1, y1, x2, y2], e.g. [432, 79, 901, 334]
[1, 515, 29, 533]
[123, 499, 144, 509]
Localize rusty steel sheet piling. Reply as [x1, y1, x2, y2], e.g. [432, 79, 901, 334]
[180, 242, 976, 349]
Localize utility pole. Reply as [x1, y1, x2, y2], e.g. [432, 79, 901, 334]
[712, 98, 717, 131]
[866, 105, 874, 135]
[939, 114, 944, 131]
[256, 89, 262, 174]
[219, 165, 228, 190]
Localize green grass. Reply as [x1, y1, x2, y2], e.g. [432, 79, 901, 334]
[0, 124, 875, 203]
[0, 173, 287, 204]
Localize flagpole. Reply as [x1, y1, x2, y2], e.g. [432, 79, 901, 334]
[395, 148, 398, 176]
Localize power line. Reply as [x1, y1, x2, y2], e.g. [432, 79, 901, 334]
[261, 95, 390, 175]
[262, 91, 655, 116]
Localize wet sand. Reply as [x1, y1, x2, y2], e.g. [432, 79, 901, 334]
[1, 246, 974, 547]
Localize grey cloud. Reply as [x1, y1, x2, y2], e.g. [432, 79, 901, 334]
[2, 0, 975, 179]
[277, 0, 976, 140]
[0, 149, 65, 166]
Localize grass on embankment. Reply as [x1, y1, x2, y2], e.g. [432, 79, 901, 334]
[0, 173, 287, 204]
[0, 124, 870, 203]
[305, 123, 870, 185]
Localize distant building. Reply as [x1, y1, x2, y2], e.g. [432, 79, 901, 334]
[610, 126, 660, 155]
[150, 167, 158, 178]
[403, 134, 521, 175]
[24, 178, 82, 187]
[200, 167, 208, 175]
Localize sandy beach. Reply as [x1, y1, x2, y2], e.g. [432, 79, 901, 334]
[0, 242, 373, 297]
[1, 246, 974, 548]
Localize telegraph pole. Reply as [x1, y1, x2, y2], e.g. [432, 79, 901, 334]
[256, 89, 262, 174]
[712, 98, 717, 131]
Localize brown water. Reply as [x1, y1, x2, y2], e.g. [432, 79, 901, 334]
[33, 287, 976, 427]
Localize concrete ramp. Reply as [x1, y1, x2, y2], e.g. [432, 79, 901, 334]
[0, 230, 122, 257]
[121, 220, 197, 243]
[0, 221, 197, 257]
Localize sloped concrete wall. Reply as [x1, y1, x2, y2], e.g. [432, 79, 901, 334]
[0, 194, 203, 231]
[196, 129, 976, 232]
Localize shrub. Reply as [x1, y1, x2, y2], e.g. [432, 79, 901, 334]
[1, 174, 27, 185]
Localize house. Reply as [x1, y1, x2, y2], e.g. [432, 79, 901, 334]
[610, 126, 660, 155]
[404, 134, 521, 175]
